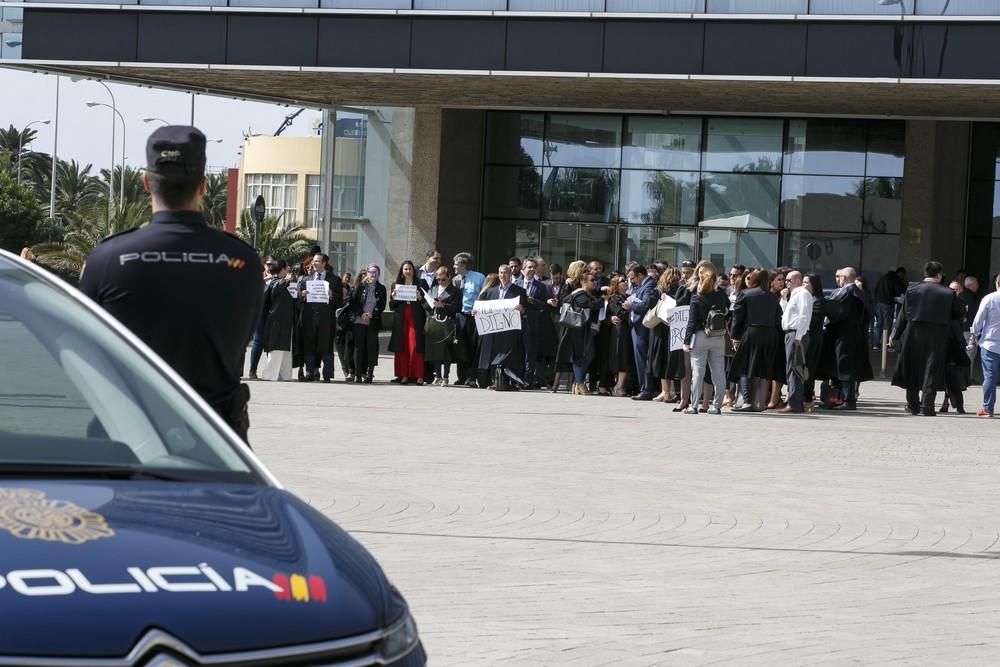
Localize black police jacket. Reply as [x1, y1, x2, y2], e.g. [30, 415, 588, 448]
[79, 210, 263, 407]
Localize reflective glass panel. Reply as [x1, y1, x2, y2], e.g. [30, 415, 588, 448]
[862, 177, 903, 234]
[0, 32, 21, 59]
[701, 173, 781, 229]
[781, 175, 863, 232]
[480, 220, 540, 277]
[860, 234, 900, 288]
[917, 0, 1000, 14]
[508, 0, 603, 8]
[482, 166, 542, 219]
[866, 122, 905, 178]
[704, 118, 783, 173]
[416, 0, 506, 7]
[970, 123, 1000, 182]
[699, 229, 738, 272]
[810, 0, 913, 13]
[485, 112, 544, 167]
[542, 167, 620, 223]
[784, 119, 867, 176]
[620, 226, 697, 267]
[706, 0, 807, 11]
[620, 170, 699, 226]
[607, 0, 705, 10]
[579, 224, 616, 267]
[623, 116, 702, 171]
[740, 231, 778, 268]
[544, 115, 623, 169]
[782, 232, 861, 286]
[540, 223, 579, 274]
[320, 0, 409, 6]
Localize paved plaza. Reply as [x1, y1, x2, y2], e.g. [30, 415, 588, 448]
[248, 359, 1000, 665]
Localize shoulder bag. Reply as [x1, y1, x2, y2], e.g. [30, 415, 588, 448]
[558, 302, 587, 329]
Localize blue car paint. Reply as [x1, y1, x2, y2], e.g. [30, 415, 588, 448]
[0, 481, 406, 658]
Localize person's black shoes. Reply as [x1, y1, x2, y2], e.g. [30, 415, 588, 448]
[631, 393, 654, 401]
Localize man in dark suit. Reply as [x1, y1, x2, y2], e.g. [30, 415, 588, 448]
[475, 263, 527, 389]
[517, 257, 552, 388]
[819, 266, 873, 409]
[622, 263, 658, 400]
[890, 261, 967, 415]
[298, 253, 343, 382]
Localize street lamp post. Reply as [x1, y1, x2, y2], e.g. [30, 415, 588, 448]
[49, 77, 60, 221]
[17, 119, 50, 186]
[86, 101, 126, 211]
[74, 78, 117, 216]
[142, 117, 169, 126]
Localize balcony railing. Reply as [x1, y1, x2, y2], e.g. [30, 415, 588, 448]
[0, 0, 997, 16]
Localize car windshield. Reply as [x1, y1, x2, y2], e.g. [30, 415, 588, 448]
[0, 256, 260, 484]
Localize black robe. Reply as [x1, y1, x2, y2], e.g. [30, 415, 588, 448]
[891, 281, 968, 391]
[422, 283, 462, 363]
[298, 273, 343, 358]
[607, 294, 635, 375]
[555, 288, 602, 366]
[388, 281, 426, 354]
[476, 283, 527, 375]
[729, 287, 784, 382]
[818, 284, 874, 383]
[661, 284, 687, 380]
[262, 278, 295, 353]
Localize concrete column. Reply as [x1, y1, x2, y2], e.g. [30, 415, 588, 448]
[436, 109, 485, 266]
[899, 120, 971, 277]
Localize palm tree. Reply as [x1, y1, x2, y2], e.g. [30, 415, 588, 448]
[55, 160, 103, 223]
[235, 210, 312, 265]
[32, 202, 147, 279]
[99, 165, 149, 208]
[202, 172, 228, 229]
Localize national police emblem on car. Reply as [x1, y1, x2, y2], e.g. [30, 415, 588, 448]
[0, 488, 114, 544]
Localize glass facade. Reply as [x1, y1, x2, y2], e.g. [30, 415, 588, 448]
[481, 112, 903, 285]
[4, 0, 992, 14]
[966, 124, 1000, 285]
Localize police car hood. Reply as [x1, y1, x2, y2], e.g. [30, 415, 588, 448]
[0, 481, 404, 657]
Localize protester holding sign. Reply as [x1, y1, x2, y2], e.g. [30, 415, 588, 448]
[606, 276, 636, 397]
[260, 260, 296, 381]
[349, 264, 387, 384]
[649, 267, 681, 403]
[298, 253, 343, 383]
[423, 266, 462, 385]
[474, 264, 527, 390]
[389, 260, 426, 385]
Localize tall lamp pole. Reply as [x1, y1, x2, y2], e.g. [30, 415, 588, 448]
[17, 119, 50, 185]
[73, 78, 117, 216]
[86, 101, 126, 210]
[49, 77, 60, 221]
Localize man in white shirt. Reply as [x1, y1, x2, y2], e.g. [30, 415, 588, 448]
[971, 273, 1000, 416]
[778, 271, 814, 413]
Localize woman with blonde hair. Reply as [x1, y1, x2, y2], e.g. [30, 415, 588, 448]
[648, 266, 681, 402]
[683, 261, 729, 414]
[479, 272, 499, 296]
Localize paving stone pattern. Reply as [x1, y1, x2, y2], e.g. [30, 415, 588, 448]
[249, 359, 1000, 665]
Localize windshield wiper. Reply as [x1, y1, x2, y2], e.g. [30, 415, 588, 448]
[0, 463, 194, 481]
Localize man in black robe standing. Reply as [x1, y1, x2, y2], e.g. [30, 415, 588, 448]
[890, 261, 967, 416]
[298, 253, 343, 382]
[475, 263, 527, 389]
[819, 266, 873, 410]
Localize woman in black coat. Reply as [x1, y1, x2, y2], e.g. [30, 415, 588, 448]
[730, 268, 784, 411]
[650, 268, 683, 405]
[606, 276, 635, 397]
[422, 266, 462, 385]
[554, 262, 602, 395]
[388, 260, 427, 385]
[349, 263, 387, 384]
[335, 271, 356, 381]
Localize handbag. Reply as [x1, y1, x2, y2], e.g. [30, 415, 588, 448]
[642, 297, 673, 329]
[425, 313, 456, 345]
[558, 302, 586, 329]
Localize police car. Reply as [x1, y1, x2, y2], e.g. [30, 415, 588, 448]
[0, 249, 425, 666]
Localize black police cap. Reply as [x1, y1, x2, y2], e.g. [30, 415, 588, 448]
[146, 126, 207, 175]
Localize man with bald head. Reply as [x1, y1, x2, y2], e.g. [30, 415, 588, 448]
[818, 266, 873, 410]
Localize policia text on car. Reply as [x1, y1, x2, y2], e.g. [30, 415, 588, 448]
[80, 126, 263, 442]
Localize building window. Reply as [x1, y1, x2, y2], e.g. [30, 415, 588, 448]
[480, 112, 905, 284]
[245, 173, 298, 226]
[304, 174, 320, 228]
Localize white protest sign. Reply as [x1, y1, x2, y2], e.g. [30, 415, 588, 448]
[395, 284, 418, 302]
[287, 283, 299, 299]
[473, 297, 522, 335]
[668, 305, 690, 351]
[306, 281, 330, 304]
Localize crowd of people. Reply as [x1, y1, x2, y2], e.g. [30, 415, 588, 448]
[246, 245, 1000, 417]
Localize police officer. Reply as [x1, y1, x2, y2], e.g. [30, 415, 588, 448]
[80, 126, 263, 442]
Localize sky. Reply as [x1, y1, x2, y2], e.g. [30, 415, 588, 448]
[0, 68, 323, 173]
